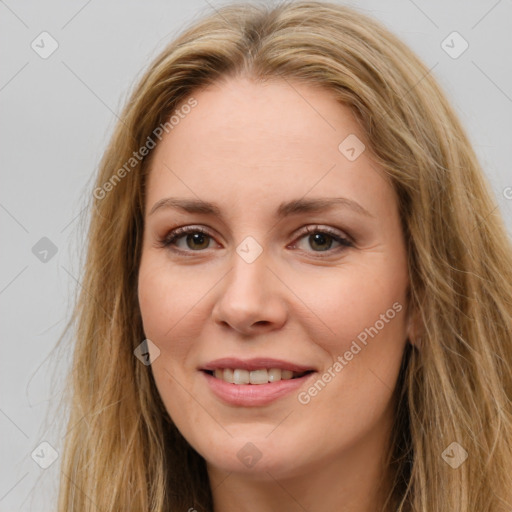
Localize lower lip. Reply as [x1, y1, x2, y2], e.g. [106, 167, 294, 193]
[201, 371, 316, 407]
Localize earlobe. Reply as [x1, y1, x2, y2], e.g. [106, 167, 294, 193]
[408, 336, 422, 349]
[406, 305, 423, 349]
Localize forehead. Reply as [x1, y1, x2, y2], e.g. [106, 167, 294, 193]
[158, 75, 363, 160]
[144, 76, 391, 216]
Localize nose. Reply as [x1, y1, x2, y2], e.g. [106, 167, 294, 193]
[211, 246, 287, 336]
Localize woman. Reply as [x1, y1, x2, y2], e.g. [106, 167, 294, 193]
[55, 1, 512, 510]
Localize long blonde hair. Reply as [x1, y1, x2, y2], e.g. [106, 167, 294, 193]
[54, 2, 512, 510]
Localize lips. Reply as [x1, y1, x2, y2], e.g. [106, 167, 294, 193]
[199, 357, 317, 406]
[201, 357, 315, 373]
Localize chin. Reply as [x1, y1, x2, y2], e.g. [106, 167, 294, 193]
[194, 431, 310, 480]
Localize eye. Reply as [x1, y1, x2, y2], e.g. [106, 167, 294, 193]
[157, 225, 353, 256]
[157, 226, 215, 252]
[290, 225, 353, 255]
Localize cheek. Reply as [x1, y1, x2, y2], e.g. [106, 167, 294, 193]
[137, 257, 202, 422]
[290, 260, 408, 359]
[291, 258, 409, 432]
[137, 255, 204, 342]
[137, 257, 193, 382]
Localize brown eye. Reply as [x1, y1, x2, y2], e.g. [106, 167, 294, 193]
[292, 226, 353, 254]
[181, 232, 211, 250]
[158, 224, 353, 257]
[159, 227, 214, 252]
[307, 232, 336, 251]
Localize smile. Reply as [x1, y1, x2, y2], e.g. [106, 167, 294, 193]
[199, 357, 317, 406]
[206, 368, 311, 384]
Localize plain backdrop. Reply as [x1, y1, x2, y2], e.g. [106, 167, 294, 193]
[1, 0, 511, 510]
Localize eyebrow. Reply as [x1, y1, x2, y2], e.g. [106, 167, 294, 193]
[149, 196, 374, 218]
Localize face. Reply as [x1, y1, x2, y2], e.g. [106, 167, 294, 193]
[137, 76, 412, 481]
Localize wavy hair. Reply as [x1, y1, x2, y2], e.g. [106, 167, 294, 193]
[54, 1, 512, 510]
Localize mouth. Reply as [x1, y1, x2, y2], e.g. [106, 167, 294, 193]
[202, 368, 314, 385]
[199, 358, 317, 406]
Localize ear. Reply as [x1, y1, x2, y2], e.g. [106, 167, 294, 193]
[406, 304, 423, 349]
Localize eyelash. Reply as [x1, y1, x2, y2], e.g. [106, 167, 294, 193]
[156, 225, 354, 257]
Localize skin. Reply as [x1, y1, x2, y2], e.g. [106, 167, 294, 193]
[137, 76, 414, 512]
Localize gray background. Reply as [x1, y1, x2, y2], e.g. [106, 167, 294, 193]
[1, 0, 511, 510]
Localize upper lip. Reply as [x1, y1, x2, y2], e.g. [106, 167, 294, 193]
[200, 357, 316, 373]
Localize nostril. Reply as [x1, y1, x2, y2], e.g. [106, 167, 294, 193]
[255, 321, 270, 326]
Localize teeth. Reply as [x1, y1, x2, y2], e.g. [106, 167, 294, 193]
[233, 369, 250, 384]
[211, 368, 306, 384]
[224, 368, 234, 383]
[215, 368, 235, 383]
[281, 370, 293, 379]
[268, 368, 281, 382]
[249, 369, 268, 384]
